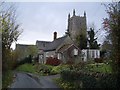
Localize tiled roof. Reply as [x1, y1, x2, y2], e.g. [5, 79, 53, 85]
[57, 44, 71, 52]
[16, 44, 35, 50]
[44, 35, 67, 51]
[57, 44, 80, 53]
[36, 40, 52, 50]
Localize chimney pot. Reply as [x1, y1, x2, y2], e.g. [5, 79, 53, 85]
[53, 32, 57, 40]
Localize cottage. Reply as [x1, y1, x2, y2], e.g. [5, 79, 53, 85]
[36, 34, 80, 63]
[57, 44, 81, 63]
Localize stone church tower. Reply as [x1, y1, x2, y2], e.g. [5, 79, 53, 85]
[67, 9, 87, 42]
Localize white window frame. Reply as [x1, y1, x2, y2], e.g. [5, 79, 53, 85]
[74, 48, 78, 55]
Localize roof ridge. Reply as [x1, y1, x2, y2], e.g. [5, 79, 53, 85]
[36, 40, 52, 43]
[16, 44, 35, 46]
[53, 35, 67, 41]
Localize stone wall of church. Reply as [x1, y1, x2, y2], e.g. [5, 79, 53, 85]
[68, 10, 87, 42]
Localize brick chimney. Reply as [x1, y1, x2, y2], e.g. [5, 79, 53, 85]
[53, 32, 57, 40]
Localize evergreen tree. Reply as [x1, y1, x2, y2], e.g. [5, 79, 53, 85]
[87, 28, 100, 49]
[76, 34, 87, 49]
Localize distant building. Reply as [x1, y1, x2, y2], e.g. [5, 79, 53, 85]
[15, 44, 36, 61]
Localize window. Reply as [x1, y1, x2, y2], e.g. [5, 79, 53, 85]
[46, 52, 49, 57]
[74, 49, 78, 55]
[57, 53, 61, 59]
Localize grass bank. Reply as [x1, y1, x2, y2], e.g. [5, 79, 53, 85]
[54, 78, 74, 90]
[2, 70, 13, 89]
[16, 63, 37, 74]
[85, 63, 112, 73]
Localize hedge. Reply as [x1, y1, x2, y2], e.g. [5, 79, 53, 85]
[60, 69, 118, 88]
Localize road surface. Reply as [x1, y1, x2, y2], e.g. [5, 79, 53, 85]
[10, 72, 61, 89]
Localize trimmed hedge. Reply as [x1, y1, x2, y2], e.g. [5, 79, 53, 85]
[60, 69, 118, 88]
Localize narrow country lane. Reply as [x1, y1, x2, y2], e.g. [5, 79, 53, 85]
[10, 72, 41, 88]
[9, 72, 61, 89]
[39, 74, 60, 88]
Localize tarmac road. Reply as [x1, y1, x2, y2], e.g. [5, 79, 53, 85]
[10, 72, 60, 89]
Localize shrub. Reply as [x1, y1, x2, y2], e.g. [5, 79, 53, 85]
[50, 64, 70, 75]
[35, 64, 53, 75]
[74, 62, 87, 70]
[17, 55, 32, 66]
[60, 68, 71, 81]
[86, 63, 112, 73]
[46, 57, 62, 66]
[60, 69, 118, 88]
[55, 78, 75, 89]
[98, 73, 118, 88]
[66, 60, 74, 65]
[94, 58, 103, 63]
[2, 70, 13, 89]
[51, 65, 65, 74]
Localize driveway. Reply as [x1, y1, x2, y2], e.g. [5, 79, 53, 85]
[9, 72, 61, 89]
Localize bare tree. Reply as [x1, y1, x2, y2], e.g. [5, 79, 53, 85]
[0, 2, 22, 72]
[103, 2, 120, 73]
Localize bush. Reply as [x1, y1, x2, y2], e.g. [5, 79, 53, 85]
[17, 55, 32, 66]
[60, 69, 118, 88]
[2, 70, 13, 89]
[66, 60, 74, 65]
[60, 68, 71, 81]
[94, 58, 103, 63]
[46, 57, 62, 66]
[98, 73, 118, 88]
[51, 65, 69, 74]
[35, 64, 53, 75]
[86, 63, 112, 73]
[55, 78, 75, 89]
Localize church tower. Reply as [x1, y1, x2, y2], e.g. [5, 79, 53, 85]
[67, 9, 87, 42]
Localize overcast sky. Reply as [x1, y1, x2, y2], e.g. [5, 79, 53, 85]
[9, 2, 109, 49]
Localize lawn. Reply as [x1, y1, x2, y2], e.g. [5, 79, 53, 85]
[85, 63, 112, 73]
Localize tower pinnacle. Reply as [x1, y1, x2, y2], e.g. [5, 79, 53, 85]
[84, 11, 86, 17]
[68, 13, 70, 19]
[73, 9, 75, 16]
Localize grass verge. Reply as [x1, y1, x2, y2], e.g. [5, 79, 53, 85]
[16, 63, 37, 74]
[85, 63, 112, 73]
[2, 70, 13, 89]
